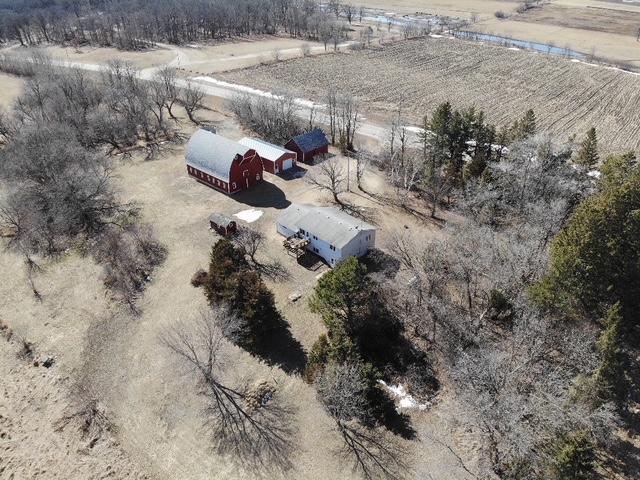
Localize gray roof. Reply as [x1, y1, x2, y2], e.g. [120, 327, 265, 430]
[289, 128, 328, 153]
[186, 129, 250, 182]
[277, 204, 375, 249]
[238, 137, 294, 162]
[209, 213, 235, 226]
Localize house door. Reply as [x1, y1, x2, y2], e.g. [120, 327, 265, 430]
[275, 164, 279, 174]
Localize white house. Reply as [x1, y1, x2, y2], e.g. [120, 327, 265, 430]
[276, 204, 376, 266]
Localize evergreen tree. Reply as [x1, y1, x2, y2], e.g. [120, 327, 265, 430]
[204, 239, 282, 350]
[521, 109, 537, 138]
[592, 302, 627, 403]
[532, 162, 640, 324]
[599, 152, 636, 191]
[309, 257, 372, 337]
[575, 127, 599, 168]
[550, 430, 596, 480]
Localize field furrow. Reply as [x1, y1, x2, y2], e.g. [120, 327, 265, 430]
[219, 38, 640, 152]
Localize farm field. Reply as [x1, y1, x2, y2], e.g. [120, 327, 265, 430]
[357, 0, 640, 67]
[219, 37, 640, 153]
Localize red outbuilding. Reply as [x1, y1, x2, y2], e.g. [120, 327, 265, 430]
[239, 137, 297, 174]
[209, 213, 237, 236]
[186, 129, 263, 194]
[285, 128, 329, 164]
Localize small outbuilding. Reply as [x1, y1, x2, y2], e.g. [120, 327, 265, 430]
[238, 137, 297, 174]
[285, 128, 329, 164]
[276, 203, 376, 267]
[209, 213, 237, 236]
[186, 129, 263, 194]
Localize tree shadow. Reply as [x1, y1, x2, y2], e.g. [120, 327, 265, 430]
[338, 200, 379, 225]
[210, 394, 298, 477]
[599, 434, 640, 479]
[253, 318, 307, 375]
[233, 181, 291, 209]
[254, 259, 290, 282]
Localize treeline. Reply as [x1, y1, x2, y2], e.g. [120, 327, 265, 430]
[0, 56, 211, 310]
[0, 0, 347, 49]
[379, 99, 638, 477]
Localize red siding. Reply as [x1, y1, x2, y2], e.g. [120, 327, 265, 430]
[285, 141, 328, 164]
[228, 150, 263, 194]
[263, 152, 297, 174]
[187, 149, 263, 194]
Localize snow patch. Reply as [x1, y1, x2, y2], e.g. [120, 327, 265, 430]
[378, 380, 430, 411]
[233, 209, 263, 223]
[587, 170, 601, 179]
[192, 77, 321, 109]
[508, 47, 520, 51]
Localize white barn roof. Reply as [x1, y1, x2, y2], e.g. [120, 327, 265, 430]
[238, 137, 294, 162]
[186, 129, 250, 182]
[277, 204, 375, 249]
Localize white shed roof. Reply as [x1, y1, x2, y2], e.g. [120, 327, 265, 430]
[277, 204, 375, 249]
[238, 137, 294, 162]
[186, 129, 250, 182]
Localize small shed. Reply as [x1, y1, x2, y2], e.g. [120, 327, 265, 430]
[238, 137, 297, 174]
[209, 213, 237, 236]
[186, 129, 264, 194]
[285, 128, 329, 164]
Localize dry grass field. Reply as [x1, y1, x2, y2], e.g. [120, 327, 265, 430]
[0, 91, 475, 479]
[0, 73, 23, 108]
[219, 37, 640, 153]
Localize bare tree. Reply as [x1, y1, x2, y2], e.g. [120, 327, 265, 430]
[179, 80, 206, 124]
[230, 93, 303, 145]
[355, 152, 369, 191]
[337, 93, 360, 152]
[306, 157, 346, 203]
[162, 309, 295, 471]
[316, 362, 409, 479]
[233, 227, 266, 265]
[390, 149, 421, 208]
[155, 66, 180, 120]
[94, 224, 167, 312]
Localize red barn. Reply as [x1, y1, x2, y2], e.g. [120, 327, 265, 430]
[186, 129, 263, 194]
[238, 137, 297, 174]
[285, 128, 329, 164]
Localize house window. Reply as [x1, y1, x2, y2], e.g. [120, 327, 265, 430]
[330, 245, 335, 251]
[331, 258, 334, 264]
[313, 247, 319, 253]
[300, 229, 305, 235]
[232, 182, 236, 189]
[313, 235, 318, 240]
[256, 173, 260, 180]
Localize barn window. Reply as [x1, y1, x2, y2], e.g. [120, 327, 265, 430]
[232, 182, 236, 189]
[256, 173, 260, 180]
